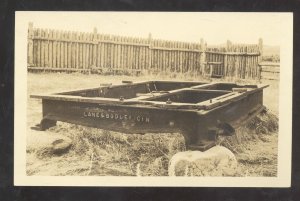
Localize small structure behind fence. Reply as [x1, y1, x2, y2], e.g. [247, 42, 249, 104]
[260, 62, 280, 80]
[27, 23, 264, 80]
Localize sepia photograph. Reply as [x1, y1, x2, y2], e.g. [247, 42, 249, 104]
[14, 12, 292, 186]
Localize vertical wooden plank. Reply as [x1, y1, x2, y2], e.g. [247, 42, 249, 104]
[167, 41, 170, 73]
[137, 38, 141, 71]
[155, 40, 158, 72]
[87, 32, 91, 69]
[48, 29, 53, 68]
[176, 42, 179, 73]
[124, 36, 128, 70]
[120, 36, 123, 71]
[163, 40, 167, 72]
[138, 38, 142, 71]
[193, 45, 197, 74]
[96, 33, 100, 67]
[185, 43, 189, 73]
[136, 38, 140, 71]
[133, 37, 136, 71]
[178, 42, 182, 74]
[107, 34, 111, 69]
[83, 32, 87, 69]
[70, 31, 74, 69]
[99, 34, 104, 68]
[125, 36, 128, 71]
[62, 31, 65, 69]
[119, 36, 122, 71]
[224, 40, 229, 77]
[142, 38, 145, 71]
[55, 30, 60, 68]
[56, 30, 60, 69]
[44, 29, 49, 68]
[169, 41, 173, 73]
[71, 31, 75, 69]
[66, 31, 71, 69]
[36, 28, 41, 67]
[44, 29, 49, 67]
[151, 39, 155, 71]
[133, 37, 136, 70]
[58, 30, 63, 69]
[82, 32, 86, 69]
[85, 33, 89, 69]
[159, 40, 162, 72]
[100, 34, 104, 68]
[88, 32, 92, 69]
[73, 31, 77, 69]
[106, 34, 109, 69]
[170, 41, 173, 73]
[127, 37, 130, 71]
[122, 36, 125, 71]
[191, 43, 195, 74]
[103, 35, 107, 68]
[106, 34, 110, 69]
[155, 39, 161, 72]
[59, 30, 63, 69]
[112, 35, 116, 70]
[27, 22, 34, 66]
[76, 32, 79, 69]
[87, 32, 90, 69]
[164, 41, 168, 73]
[113, 35, 117, 71]
[258, 38, 263, 80]
[92, 28, 97, 68]
[116, 36, 119, 70]
[79, 33, 83, 69]
[173, 41, 177, 72]
[130, 37, 134, 71]
[140, 38, 144, 71]
[63, 31, 67, 69]
[90, 32, 94, 69]
[64, 31, 68, 69]
[182, 42, 186, 73]
[52, 30, 57, 69]
[75, 32, 79, 68]
[96, 33, 100, 68]
[40, 29, 45, 67]
[157, 40, 160, 72]
[86, 32, 91, 69]
[111, 35, 115, 70]
[128, 36, 132, 71]
[32, 28, 38, 67]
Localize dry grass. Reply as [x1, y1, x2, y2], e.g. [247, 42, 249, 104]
[26, 72, 279, 176]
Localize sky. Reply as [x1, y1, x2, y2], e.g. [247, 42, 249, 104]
[21, 12, 291, 46]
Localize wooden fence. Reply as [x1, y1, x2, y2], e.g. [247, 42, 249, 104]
[27, 23, 263, 80]
[260, 62, 280, 80]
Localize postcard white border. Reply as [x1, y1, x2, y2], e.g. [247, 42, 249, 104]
[14, 12, 293, 187]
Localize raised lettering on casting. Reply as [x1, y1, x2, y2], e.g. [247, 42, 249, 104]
[83, 111, 150, 123]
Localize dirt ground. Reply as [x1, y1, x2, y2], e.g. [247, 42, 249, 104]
[26, 72, 279, 176]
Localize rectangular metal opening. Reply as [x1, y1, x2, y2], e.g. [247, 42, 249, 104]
[193, 83, 258, 91]
[145, 90, 230, 104]
[57, 81, 205, 99]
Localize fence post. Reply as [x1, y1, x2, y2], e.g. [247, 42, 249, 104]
[200, 38, 206, 75]
[224, 40, 231, 77]
[28, 22, 34, 67]
[258, 38, 263, 80]
[92, 28, 98, 70]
